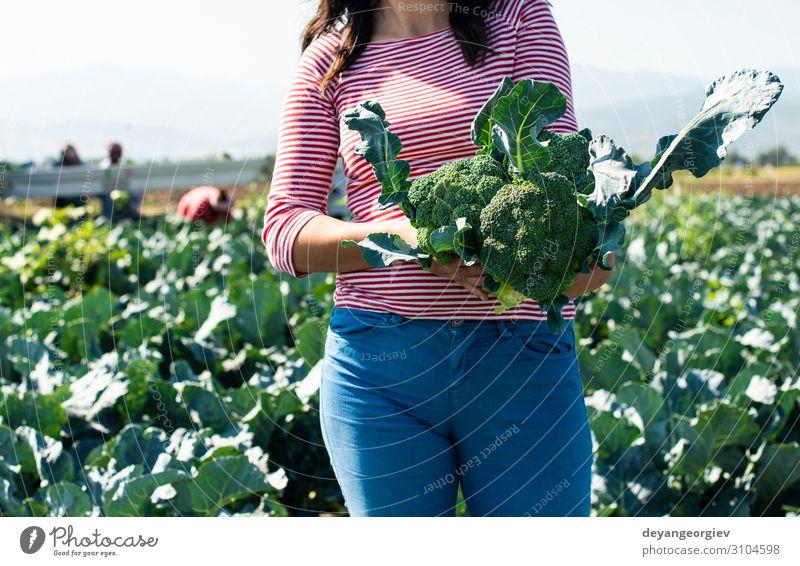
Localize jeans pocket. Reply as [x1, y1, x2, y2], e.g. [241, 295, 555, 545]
[511, 320, 576, 361]
[327, 307, 393, 341]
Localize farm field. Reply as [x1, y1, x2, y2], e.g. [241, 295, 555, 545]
[675, 166, 800, 197]
[1, 165, 798, 224]
[0, 188, 799, 517]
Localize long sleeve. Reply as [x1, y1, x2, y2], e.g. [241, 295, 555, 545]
[511, 0, 578, 134]
[262, 35, 341, 277]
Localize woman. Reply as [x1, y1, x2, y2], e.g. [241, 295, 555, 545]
[263, 0, 614, 516]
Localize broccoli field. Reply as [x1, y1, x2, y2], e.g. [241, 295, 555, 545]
[1, 190, 799, 517]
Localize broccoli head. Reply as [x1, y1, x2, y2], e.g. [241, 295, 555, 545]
[538, 130, 594, 192]
[479, 171, 599, 305]
[408, 153, 506, 262]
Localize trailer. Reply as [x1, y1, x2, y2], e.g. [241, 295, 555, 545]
[2, 159, 263, 199]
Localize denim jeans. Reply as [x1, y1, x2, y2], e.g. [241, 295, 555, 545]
[319, 307, 594, 517]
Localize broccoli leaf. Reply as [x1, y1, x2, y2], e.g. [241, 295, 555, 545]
[586, 136, 643, 220]
[586, 69, 783, 219]
[489, 79, 566, 178]
[541, 295, 571, 335]
[633, 69, 784, 206]
[428, 218, 478, 265]
[471, 76, 515, 149]
[583, 68, 783, 273]
[341, 234, 430, 268]
[342, 101, 413, 212]
[594, 222, 627, 270]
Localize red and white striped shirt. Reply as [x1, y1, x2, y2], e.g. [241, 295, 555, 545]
[263, 0, 579, 320]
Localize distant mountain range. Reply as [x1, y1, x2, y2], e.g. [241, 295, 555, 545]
[1, 65, 797, 163]
[0, 68, 285, 163]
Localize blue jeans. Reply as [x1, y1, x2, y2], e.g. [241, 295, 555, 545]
[319, 307, 593, 517]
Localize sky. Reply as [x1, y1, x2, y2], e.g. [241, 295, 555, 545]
[2, 0, 797, 161]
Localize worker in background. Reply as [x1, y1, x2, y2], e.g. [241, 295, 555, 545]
[98, 141, 123, 168]
[98, 141, 122, 217]
[54, 143, 83, 168]
[98, 141, 144, 218]
[54, 143, 85, 207]
[177, 185, 233, 225]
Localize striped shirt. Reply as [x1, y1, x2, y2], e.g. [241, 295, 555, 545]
[263, 0, 579, 320]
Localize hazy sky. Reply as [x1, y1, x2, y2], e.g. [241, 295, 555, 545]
[2, 1, 797, 161]
[4, 0, 797, 80]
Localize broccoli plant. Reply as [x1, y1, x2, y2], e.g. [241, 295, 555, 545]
[342, 69, 783, 332]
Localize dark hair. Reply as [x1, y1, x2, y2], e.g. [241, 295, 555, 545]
[302, 0, 495, 92]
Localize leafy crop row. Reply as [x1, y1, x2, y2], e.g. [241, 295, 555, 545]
[0, 205, 340, 516]
[1, 192, 798, 516]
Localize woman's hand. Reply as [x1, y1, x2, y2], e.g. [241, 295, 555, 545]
[387, 218, 490, 300]
[387, 217, 419, 247]
[388, 217, 615, 302]
[563, 253, 616, 300]
[429, 257, 490, 301]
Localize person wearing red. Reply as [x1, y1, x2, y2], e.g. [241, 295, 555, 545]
[177, 186, 232, 224]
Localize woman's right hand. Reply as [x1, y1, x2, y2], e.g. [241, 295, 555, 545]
[429, 257, 490, 301]
[387, 218, 490, 301]
[386, 217, 419, 247]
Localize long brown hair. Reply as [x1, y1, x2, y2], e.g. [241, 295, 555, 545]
[302, 0, 495, 92]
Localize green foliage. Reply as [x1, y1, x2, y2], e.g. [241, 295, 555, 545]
[342, 101, 412, 215]
[487, 80, 567, 177]
[0, 204, 340, 517]
[2, 193, 800, 517]
[578, 194, 800, 517]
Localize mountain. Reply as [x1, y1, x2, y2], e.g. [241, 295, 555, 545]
[1, 65, 797, 163]
[0, 67, 286, 162]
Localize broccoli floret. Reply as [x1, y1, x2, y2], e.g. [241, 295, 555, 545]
[408, 153, 506, 262]
[402, 134, 600, 305]
[572, 205, 600, 272]
[538, 130, 594, 192]
[479, 172, 599, 305]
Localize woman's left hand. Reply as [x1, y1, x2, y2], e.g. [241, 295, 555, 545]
[563, 253, 615, 300]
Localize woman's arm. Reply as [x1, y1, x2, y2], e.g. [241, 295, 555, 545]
[292, 215, 404, 274]
[563, 253, 616, 299]
[262, 36, 359, 278]
[293, 215, 490, 300]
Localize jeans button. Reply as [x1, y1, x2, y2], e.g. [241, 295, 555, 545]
[452, 319, 463, 327]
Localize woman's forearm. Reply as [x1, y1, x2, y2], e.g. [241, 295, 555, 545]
[563, 254, 616, 299]
[292, 215, 405, 274]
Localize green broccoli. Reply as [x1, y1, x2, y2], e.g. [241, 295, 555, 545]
[479, 171, 599, 308]
[343, 71, 782, 331]
[538, 129, 594, 192]
[478, 130, 599, 310]
[408, 153, 506, 263]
